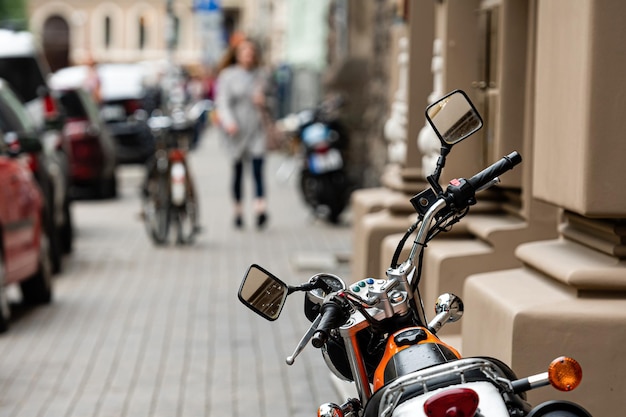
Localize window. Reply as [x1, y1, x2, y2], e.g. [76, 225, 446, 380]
[0, 57, 47, 103]
[173, 15, 180, 48]
[138, 16, 146, 49]
[104, 16, 111, 49]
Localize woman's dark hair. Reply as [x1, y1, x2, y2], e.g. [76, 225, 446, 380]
[216, 35, 263, 73]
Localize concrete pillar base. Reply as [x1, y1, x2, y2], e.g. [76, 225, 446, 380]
[462, 241, 626, 416]
[351, 209, 414, 282]
[350, 187, 395, 223]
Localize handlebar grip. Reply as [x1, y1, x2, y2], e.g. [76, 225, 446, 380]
[443, 151, 522, 212]
[467, 151, 522, 191]
[311, 302, 345, 348]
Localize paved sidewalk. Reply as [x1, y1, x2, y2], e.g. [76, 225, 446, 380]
[0, 127, 353, 417]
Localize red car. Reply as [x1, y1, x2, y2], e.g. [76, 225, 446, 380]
[0, 132, 53, 332]
[56, 88, 117, 198]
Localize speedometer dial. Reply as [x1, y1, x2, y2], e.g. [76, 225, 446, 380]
[306, 273, 346, 305]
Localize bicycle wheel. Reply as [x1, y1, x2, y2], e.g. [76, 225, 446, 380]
[176, 198, 198, 245]
[151, 176, 170, 244]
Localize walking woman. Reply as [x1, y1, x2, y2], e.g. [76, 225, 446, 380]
[215, 37, 270, 229]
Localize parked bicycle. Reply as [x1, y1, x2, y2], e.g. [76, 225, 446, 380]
[142, 110, 199, 245]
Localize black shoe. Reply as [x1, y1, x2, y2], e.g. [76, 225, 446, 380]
[257, 212, 267, 229]
[235, 215, 243, 229]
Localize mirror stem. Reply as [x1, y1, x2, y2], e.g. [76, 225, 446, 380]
[290, 276, 334, 295]
[427, 146, 450, 195]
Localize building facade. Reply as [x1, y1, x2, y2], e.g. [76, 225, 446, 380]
[350, 1, 626, 415]
[25, 0, 281, 70]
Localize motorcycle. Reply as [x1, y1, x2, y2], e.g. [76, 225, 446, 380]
[276, 94, 351, 224]
[142, 110, 199, 245]
[238, 90, 592, 417]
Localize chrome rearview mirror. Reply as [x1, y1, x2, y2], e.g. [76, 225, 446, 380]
[428, 293, 464, 333]
[238, 264, 289, 321]
[425, 90, 483, 146]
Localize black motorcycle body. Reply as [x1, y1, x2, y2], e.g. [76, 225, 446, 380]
[289, 96, 351, 223]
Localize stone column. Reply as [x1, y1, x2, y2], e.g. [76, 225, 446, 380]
[398, 1, 562, 344]
[461, 1, 626, 415]
[349, 0, 433, 282]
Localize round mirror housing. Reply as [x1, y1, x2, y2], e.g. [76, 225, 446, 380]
[434, 293, 464, 323]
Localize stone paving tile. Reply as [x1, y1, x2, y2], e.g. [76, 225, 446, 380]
[0, 127, 352, 417]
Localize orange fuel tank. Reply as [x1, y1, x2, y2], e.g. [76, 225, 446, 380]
[372, 326, 461, 391]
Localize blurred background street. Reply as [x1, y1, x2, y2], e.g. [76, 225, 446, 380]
[0, 127, 349, 417]
[0, 0, 623, 414]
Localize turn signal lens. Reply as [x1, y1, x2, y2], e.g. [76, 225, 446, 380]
[423, 387, 479, 417]
[548, 356, 583, 391]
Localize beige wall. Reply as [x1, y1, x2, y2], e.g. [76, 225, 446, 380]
[533, 0, 626, 217]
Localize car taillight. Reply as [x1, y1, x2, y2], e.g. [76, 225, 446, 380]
[25, 153, 39, 173]
[72, 139, 101, 161]
[124, 99, 142, 115]
[548, 356, 583, 392]
[423, 388, 479, 417]
[43, 94, 59, 120]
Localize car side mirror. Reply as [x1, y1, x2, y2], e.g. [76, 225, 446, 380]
[4, 131, 42, 156]
[238, 264, 289, 321]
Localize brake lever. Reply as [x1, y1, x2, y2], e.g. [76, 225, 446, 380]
[286, 314, 322, 365]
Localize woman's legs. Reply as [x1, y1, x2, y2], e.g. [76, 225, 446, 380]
[232, 157, 267, 228]
[233, 159, 244, 227]
[252, 157, 267, 228]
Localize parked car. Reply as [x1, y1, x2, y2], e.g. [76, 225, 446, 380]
[0, 130, 54, 333]
[0, 78, 70, 273]
[50, 63, 156, 164]
[0, 29, 73, 268]
[55, 87, 118, 198]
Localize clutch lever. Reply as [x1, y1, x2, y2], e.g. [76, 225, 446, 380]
[286, 314, 322, 365]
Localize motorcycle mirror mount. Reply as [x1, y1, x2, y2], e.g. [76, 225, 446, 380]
[424, 90, 484, 194]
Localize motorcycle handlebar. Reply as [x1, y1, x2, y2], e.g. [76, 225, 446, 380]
[311, 301, 346, 348]
[467, 151, 522, 191]
[443, 151, 522, 212]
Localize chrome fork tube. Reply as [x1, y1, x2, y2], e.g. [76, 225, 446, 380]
[339, 313, 372, 406]
[342, 329, 372, 403]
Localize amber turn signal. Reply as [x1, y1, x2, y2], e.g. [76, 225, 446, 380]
[548, 356, 583, 391]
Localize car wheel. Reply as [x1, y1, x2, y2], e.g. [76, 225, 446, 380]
[20, 228, 53, 305]
[39, 179, 62, 274]
[59, 197, 74, 254]
[99, 173, 118, 199]
[42, 188, 63, 274]
[0, 252, 10, 333]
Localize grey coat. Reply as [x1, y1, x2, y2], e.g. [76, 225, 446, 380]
[215, 65, 268, 160]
